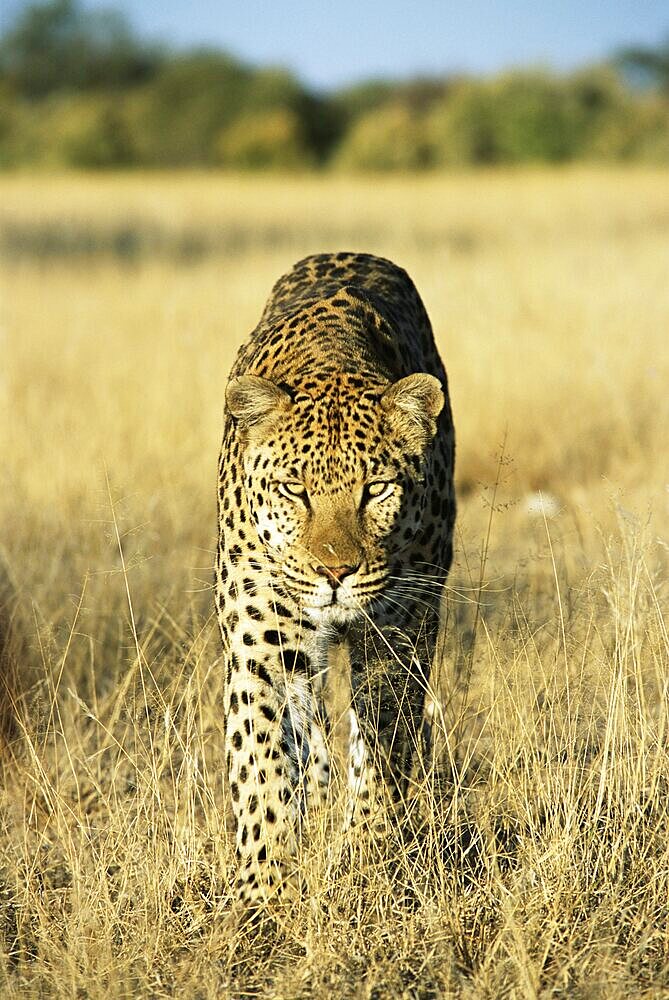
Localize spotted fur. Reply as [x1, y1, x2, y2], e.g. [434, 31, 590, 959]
[215, 252, 455, 908]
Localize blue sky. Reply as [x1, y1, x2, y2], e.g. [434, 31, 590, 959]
[5, 0, 669, 90]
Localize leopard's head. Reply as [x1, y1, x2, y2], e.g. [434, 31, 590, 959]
[226, 371, 444, 624]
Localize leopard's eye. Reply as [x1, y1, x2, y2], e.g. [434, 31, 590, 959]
[365, 481, 395, 502]
[277, 481, 307, 500]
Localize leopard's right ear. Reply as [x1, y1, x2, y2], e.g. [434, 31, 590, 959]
[226, 375, 292, 435]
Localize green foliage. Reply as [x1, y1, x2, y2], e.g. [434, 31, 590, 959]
[0, 0, 161, 97]
[0, 86, 22, 167]
[122, 56, 334, 168]
[0, 0, 668, 170]
[126, 52, 251, 166]
[215, 108, 311, 169]
[333, 102, 434, 171]
[616, 36, 669, 94]
[222, 67, 339, 164]
[0, 91, 135, 168]
[427, 80, 500, 165]
[427, 69, 642, 166]
[484, 73, 582, 161]
[331, 78, 451, 170]
[60, 102, 136, 168]
[332, 80, 398, 124]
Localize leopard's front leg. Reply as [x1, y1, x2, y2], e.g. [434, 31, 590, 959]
[224, 644, 329, 909]
[347, 611, 439, 821]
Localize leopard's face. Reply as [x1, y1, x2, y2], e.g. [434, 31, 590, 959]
[227, 371, 444, 624]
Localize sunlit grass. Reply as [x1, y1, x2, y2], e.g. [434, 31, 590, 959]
[0, 168, 668, 997]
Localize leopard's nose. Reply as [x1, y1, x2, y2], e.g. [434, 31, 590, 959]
[314, 563, 360, 586]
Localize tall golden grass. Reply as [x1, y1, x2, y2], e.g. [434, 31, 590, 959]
[0, 168, 668, 997]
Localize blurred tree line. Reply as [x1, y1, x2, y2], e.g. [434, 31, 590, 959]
[0, 0, 667, 170]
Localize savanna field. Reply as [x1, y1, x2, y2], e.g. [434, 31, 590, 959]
[0, 168, 668, 998]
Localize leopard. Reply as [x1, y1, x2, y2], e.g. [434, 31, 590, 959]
[215, 251, 455, 910]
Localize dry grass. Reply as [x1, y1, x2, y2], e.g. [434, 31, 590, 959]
[0, 167, 668, 997]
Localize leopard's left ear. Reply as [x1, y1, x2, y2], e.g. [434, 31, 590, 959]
[226, 375, 292, 437]
[381, 373, 444, 450]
